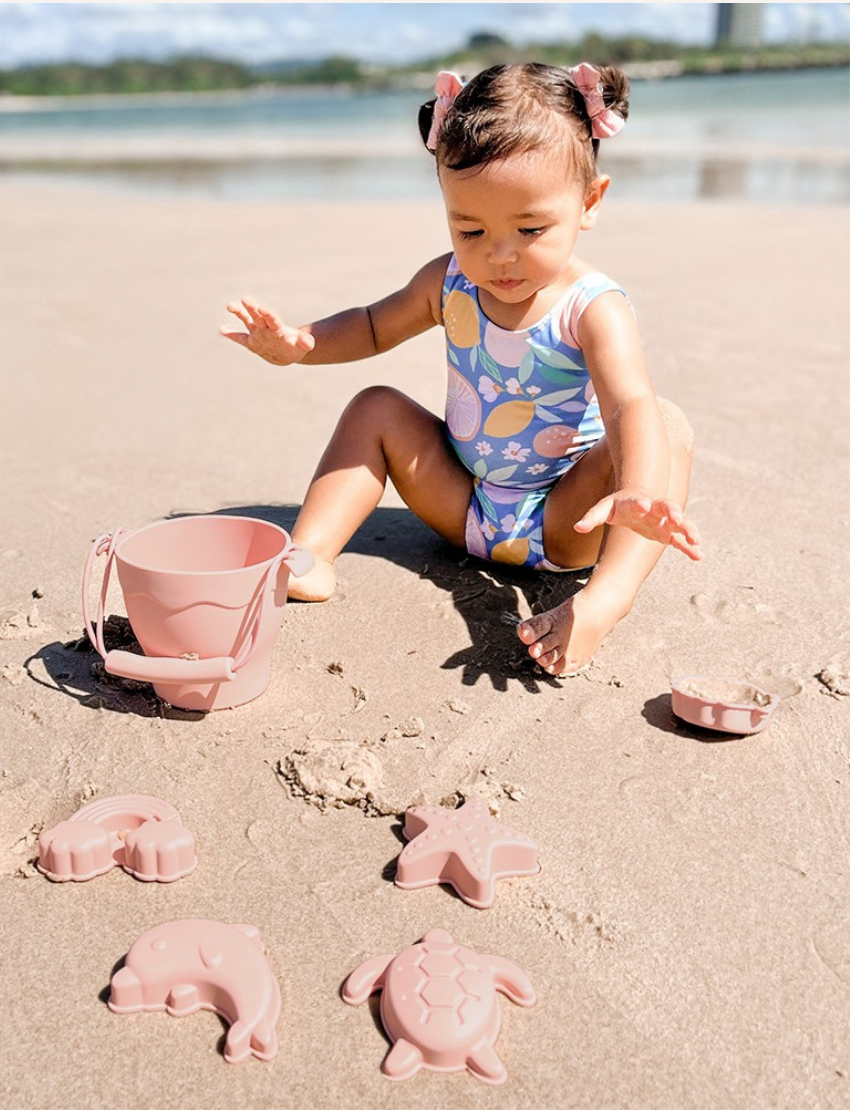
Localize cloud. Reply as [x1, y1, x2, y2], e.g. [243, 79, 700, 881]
[0, 3, 846, 70]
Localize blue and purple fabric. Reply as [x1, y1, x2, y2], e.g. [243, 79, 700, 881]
[442, 255, 628, 570]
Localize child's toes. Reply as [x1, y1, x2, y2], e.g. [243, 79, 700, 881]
[517, 614, 552, 646]
[529, 631, 561, 662]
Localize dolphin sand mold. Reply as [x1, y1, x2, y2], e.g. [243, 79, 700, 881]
[108, 919, 281, 1063]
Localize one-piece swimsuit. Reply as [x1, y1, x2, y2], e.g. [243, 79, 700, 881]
[442, 254, 629, 570]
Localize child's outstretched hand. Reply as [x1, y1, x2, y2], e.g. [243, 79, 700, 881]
[575, 491, 702, 561]
[220, 297, 315, 365]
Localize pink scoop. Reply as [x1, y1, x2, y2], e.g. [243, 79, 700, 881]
[671, 675, 780, 734]
[109, 919, 280, 1063]
[37, 794, 197, 882]
[343, 928, 535, 1084]
[395, 797, 540, 909]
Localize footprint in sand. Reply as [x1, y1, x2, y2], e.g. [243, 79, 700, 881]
[689, 591, 781, 626]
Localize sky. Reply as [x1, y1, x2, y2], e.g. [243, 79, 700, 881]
[0, 2, 847, 69]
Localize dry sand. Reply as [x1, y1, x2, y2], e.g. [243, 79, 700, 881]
[1, 180, 848, 1110]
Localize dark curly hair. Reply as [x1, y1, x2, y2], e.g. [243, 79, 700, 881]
[419, 62, 629, 188]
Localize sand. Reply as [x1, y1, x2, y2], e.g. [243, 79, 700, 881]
[1, 180, 848, 1110]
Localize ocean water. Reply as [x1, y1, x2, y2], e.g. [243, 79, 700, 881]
[1, 67, 847, 203]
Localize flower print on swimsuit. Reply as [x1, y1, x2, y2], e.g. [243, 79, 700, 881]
[502, 442, 531, 463]
[478, 376, 501, 403]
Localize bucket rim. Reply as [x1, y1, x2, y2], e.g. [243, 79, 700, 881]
[115, 514, 292, 577]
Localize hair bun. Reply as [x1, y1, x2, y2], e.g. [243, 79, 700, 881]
[596, 65, 630, 123]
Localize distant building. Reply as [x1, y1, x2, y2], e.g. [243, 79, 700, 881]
[715, 3, 764, 49]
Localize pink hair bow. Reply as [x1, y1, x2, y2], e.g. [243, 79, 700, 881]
[569, 63, 624, 139]
[426, 70, 465, 152]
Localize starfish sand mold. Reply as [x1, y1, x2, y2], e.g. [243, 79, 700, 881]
[394, 796, 540, 909]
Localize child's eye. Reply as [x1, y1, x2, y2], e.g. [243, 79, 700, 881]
[520, 227, 545, 237]
[458, 229, 484, 240]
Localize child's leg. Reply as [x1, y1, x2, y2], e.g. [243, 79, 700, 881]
[518, 399, 694, 674]
[289, 386, 473, 600]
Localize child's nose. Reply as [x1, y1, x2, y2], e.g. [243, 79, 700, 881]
[488, 238, 518, 264]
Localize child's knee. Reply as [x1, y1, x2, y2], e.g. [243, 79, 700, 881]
[657, 397, 694, 456]
[342, 385, 404, 426]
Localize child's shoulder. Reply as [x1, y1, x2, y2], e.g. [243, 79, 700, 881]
[401, 253, 454, 328]
[560, 261, 632, 349]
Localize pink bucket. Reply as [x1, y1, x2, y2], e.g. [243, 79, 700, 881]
[82, 515, 313, 711]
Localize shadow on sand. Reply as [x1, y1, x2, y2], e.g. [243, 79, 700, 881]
[29, 503, 593, 713]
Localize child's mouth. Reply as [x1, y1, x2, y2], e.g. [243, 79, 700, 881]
[491, 278, 523, 290]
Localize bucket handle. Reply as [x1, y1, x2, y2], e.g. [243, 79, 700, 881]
[82, 527, 313, 687]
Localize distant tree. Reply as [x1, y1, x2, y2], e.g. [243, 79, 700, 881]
[289, 56, 365, 84]
[467, 31, 511, 50]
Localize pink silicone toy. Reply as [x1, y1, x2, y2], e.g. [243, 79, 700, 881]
[671, 675, 780, 734]
[343, 928, 535, 1085]
[395, 797, 540, 909]
[109, 919, 280, 1063]
[37, 794, 197, 883]
[82, 515, 313, 711]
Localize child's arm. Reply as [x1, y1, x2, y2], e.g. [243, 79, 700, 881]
[220, 254, 450, 366]
[573, 293, 702, 561]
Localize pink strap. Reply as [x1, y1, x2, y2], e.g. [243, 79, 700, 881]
[426, 71, 465, 152]
[82, 529, 126, 658]
[568, 63, 624, 139]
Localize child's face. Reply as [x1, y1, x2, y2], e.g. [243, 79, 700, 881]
[439, 148, 608, 305]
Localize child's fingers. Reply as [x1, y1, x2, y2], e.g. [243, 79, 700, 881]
[219, 327, 250, 346]
[574, 495, 613, 533]
[240, 297, 274, 327]
[670, 532, 703, 561]
[257, 305, 285, 330]
[226, 301, 254, 328]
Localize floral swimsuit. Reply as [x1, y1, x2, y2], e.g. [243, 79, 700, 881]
[442, 255, 628, 570]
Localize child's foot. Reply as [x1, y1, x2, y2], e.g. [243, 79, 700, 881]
[517, 588, 624, 675]
[287, 558, 337, 602]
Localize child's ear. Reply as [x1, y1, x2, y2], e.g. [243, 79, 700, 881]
[580, 175, 610, 230]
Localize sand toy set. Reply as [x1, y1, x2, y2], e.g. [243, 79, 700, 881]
[56, 513, 781, 1083]
[39, 789, 540, 1083]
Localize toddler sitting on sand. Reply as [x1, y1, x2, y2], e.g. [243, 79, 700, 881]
[221, 62, 701, 676]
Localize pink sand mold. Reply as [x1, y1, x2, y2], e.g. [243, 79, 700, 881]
[109, 919, 281, 1064]
[395, 796, 540, 909]
[343, 928, 535, 1085]
[37, 794, 197, 883]
[671, 675, 780, 735]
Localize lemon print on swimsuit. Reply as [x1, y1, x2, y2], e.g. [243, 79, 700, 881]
[490, 536, 530, 565]
[444, 290, 480, 348]
[483, 399, 536, 438]
[446, 365, 482, 441]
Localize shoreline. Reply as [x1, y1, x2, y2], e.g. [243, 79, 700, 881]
[0, 62, 847, 110]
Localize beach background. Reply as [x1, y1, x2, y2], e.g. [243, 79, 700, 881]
[1, 5, 849, 1109]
